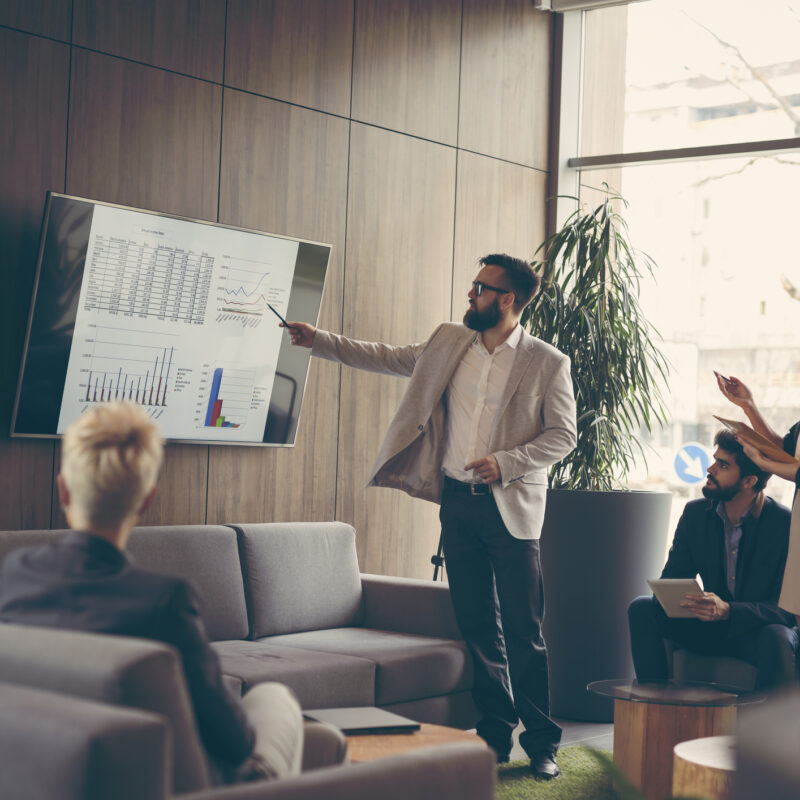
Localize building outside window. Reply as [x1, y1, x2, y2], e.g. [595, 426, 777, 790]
[572, 0, 800, 528]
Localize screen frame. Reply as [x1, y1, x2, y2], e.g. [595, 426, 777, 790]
[11, 191, 331, 447]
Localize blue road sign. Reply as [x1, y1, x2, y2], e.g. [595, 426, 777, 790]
[674, 443, 711, 484]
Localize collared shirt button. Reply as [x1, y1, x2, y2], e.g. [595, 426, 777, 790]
[418, 425, 424, 431]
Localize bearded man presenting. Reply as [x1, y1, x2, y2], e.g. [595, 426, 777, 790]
[285, 253, 577, 778]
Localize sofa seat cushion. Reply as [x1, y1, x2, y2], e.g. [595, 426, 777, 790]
[213, 640, 376, 708]
[259, 628, 473, 706]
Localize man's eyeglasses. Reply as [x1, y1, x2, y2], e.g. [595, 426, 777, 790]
[472, 280, 511, 297]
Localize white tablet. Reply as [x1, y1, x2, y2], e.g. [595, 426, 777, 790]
[647, 578, 704, 618]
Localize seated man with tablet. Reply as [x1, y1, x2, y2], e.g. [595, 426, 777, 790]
[628, 430, 799, 690]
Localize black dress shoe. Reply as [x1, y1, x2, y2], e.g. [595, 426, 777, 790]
[529, 752, 560, 779]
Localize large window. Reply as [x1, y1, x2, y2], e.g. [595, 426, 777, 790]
[566, 0, 800, 523]
[582, 0, 800, 156]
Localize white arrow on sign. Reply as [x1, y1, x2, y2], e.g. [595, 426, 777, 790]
[679, 449, 705, 480]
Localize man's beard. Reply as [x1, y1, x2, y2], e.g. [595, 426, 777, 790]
[464, 298, 501, 332]
[702, 477, 742, 502]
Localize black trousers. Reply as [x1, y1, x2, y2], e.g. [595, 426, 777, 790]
[440, 483, 561, 757]
[628, 595, 799, 690]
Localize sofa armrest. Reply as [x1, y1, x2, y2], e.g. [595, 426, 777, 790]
[184, 743, 495, 800]
[360, 574, 462, 639]
[0, 682, 170, 800]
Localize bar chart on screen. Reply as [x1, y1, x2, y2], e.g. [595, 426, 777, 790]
[62, 324, 185, 424]
[196, 363, 269, 432]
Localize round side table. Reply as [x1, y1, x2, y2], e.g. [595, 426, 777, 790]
[673, 734, 736, 800]
[588, 680, 761, 800]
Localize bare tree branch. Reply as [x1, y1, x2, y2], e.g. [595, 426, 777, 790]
[684, 10, 800, 134]
[691, 155, 800, 188]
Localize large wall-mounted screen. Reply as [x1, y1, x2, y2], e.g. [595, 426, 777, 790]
[11, 193, 330, 446]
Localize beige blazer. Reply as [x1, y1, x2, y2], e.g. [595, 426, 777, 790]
[312, 322, 577, 539]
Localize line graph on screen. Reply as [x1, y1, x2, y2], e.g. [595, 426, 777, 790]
[216, 259, 284, 328]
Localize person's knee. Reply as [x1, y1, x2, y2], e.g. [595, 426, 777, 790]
[628, 595, 657, 629]
[757, 624, 798, 659]
[244, 682, 302, 717]
[242, 682, 304, 779]
[302, 722, 348, 771]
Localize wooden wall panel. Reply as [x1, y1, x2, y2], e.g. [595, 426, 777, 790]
[452, 152, 547, 319]
[72, 0, 226, 82]
[0, 0, 71, 40]
[66, 50, 222, 525]
[225, 0, 354, 117]
[352, 0, 461, 145]
[50, 442, 209, 528]
[338, 124, 455, 578]
[67, 50, 222, 220]
[459, 0, 551, 168]
[208, 90, 349, 524]
[0, 29, 69, 529]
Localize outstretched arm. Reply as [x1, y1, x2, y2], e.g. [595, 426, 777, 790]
[283, 321, 428, 377]
[715, 372, 783, 446]
[739, 440, 800, 483]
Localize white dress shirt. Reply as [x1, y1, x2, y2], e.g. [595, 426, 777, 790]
[442, 324, 522, 483]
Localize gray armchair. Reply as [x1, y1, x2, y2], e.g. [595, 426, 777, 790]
[669, 647, 757, 690]
[0, 624, 494, 800]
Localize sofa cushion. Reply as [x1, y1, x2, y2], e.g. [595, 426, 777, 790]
[0, 529, 65, 564]
[672, 648, 757, 690]
[0, 527, 250, 643]
[230, 522, 365, 638]
[128, 526, 249, 642]
[0, 682, 169, 800]
[260, 628, 473, 706]
[213, 640, 376, 708]
[0, 624, 211, 794]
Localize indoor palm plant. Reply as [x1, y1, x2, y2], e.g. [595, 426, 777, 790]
[524, 187, 673, 721]
[523, 188, 670, 489]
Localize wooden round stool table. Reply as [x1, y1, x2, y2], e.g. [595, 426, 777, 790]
[673, 735, 736, 800]
[588, 680, 761, 800]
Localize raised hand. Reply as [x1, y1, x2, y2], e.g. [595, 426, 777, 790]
[714, 371, 753, 408]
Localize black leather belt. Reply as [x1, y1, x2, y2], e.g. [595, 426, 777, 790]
[443, 475, 492, 496]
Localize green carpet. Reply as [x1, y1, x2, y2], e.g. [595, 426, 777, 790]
[497, 746, 618, 800]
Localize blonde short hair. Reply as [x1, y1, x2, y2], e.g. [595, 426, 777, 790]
[61, 402, 164, 529]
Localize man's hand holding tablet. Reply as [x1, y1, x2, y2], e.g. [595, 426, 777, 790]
[647, 578, 729, 620]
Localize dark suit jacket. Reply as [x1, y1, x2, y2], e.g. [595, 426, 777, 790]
[661, 496, 795, 637]
[0, 531, 254, 767]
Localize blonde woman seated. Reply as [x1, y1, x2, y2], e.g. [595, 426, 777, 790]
[717, 373, 800, 626]
[0, 402, 345, 783]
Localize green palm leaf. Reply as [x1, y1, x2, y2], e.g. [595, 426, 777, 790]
[528, 187, 670, 490]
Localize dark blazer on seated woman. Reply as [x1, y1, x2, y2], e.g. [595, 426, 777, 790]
[661, 494, 795, 637]
[0, 530, 255, 768]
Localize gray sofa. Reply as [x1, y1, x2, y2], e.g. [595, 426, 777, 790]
[0, 522, 487, 799]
